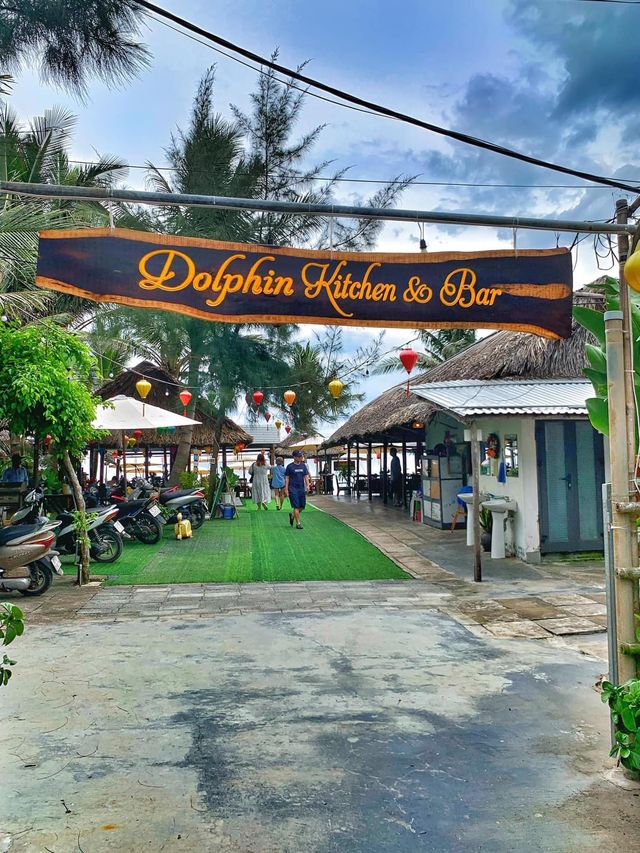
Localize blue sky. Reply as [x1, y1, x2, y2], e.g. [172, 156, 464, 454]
[10, 0, 639, 425]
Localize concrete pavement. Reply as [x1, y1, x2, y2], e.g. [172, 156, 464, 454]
[0, 607, 635, 852]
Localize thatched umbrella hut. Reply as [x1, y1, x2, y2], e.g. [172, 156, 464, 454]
[321, 287, 602, 506]
[94, 361, 252, 480]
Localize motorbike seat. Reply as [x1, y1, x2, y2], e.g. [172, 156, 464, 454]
[160, 489, 198, 503]
[0, 524, 39, 545]
[116, 499, 148, 513]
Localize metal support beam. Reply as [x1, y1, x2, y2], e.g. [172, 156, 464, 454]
[1, 181, 635, 235]
[382, 442, 388, 505]
[355, 441, 360, 499]
[346, 443, 352, 495]
[367, 443, 372, 502]
[402, 441, 408, 509]
[470, 421, 482, 583]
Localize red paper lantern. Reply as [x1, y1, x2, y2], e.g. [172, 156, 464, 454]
[252, 390, 264, 406]
[179, 389, 192, 415]
[133, 429, 143, 441]
[44, 434, 52, 447]
[264, 411, 272, 423]
[399, 347, 419, 397]
[399, 347, 419, 374]
[285, 425, 291, 434]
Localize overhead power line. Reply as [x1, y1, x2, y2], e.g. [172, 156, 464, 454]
[65, 159, 640, 191]
[134, 0, 640, 194]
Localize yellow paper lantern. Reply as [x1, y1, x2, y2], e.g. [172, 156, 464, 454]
[328, 378, 344, 400]
[625, 248, 640, 293]
[136, 378, 152, 400]
[283, 389, 296, 406]
[275, 419, 282, 429]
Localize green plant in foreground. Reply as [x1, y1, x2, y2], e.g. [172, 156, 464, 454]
[479, 506, 493, 534]
[602, 677, 640, 772]
[179, 471, 200, 489]
[223, 466, 239, 489]
[0, 603, 25, 687]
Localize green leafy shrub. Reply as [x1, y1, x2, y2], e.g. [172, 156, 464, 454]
[0, 603, 25, 687]
[602, 678, 640, 773]
[179, 471, 199, 489]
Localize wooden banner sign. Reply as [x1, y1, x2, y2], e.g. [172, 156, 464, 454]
[36, 228, 573, 338]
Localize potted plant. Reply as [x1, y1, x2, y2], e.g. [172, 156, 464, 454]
[602, 678, 640, 780]
[223, 466, 241, 506]
[479, 506, 493, 552]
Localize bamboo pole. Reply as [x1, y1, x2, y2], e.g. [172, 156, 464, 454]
[605, 310, 638, 681]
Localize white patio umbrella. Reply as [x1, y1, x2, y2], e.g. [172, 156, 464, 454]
[93, 395, 201, 485]
[283, 434, 325, 454]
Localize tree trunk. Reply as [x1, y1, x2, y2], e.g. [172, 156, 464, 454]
[168, 424, 194, 486]
[63, 450, 90, 586]
[168, 350, 201, 486]
[9, 432, 21, 456]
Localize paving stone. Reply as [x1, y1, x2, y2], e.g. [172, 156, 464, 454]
[497, 597, 564, 620]
[561, 602, 608, 617]
[482, 620, 552, 639]
[582, 592, 607, 604]
[539, 593, 595, 607]
[535, 616, 605, 636]
[587, 614, 608, 628]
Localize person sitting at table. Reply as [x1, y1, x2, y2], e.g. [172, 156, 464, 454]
[2, 453, 28, 484]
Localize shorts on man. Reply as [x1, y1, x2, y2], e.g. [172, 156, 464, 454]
[288, 489, 306, 510]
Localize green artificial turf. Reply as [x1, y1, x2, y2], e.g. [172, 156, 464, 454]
[97, 500, 407, 585]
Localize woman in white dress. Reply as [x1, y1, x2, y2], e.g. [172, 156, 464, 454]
[250, 453, 272, 509]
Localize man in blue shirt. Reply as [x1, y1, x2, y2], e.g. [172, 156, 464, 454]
[2, 454, 28, 484]
[284, 450, 310, 530]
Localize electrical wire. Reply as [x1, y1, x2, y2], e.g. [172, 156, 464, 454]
[64, 158, 640, 191]
[134, 0, 640, 194]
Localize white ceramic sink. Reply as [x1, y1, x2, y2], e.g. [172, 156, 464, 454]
[481, 497, 518, 514]
[457, 492, 489, 546]
[480, 497, 518, 558]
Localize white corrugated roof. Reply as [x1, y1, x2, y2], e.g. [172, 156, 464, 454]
[411, 379, 591, 417]
[240, 424, 282, 445]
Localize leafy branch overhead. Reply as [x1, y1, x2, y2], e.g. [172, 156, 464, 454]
[573, 276, 640, 439]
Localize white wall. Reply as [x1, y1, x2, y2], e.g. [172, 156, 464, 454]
[475, 416, 540, 562]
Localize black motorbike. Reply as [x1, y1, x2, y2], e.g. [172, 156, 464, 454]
[111, 496, 164, 544]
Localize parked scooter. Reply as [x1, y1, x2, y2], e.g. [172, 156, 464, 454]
[0, 521, 63, 596]
[131, 479, 207, 530]
[11, 488, 125, 564]
[111, 496, 164, 544]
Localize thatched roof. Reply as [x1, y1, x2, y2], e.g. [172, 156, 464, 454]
[96, 362, 252, 448]
[322, 287, 601, 448]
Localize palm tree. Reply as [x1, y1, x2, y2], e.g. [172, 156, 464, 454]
[0, 0, 149, 96]
[0, 104, 127, 325]
[373, 329, 477, 375]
